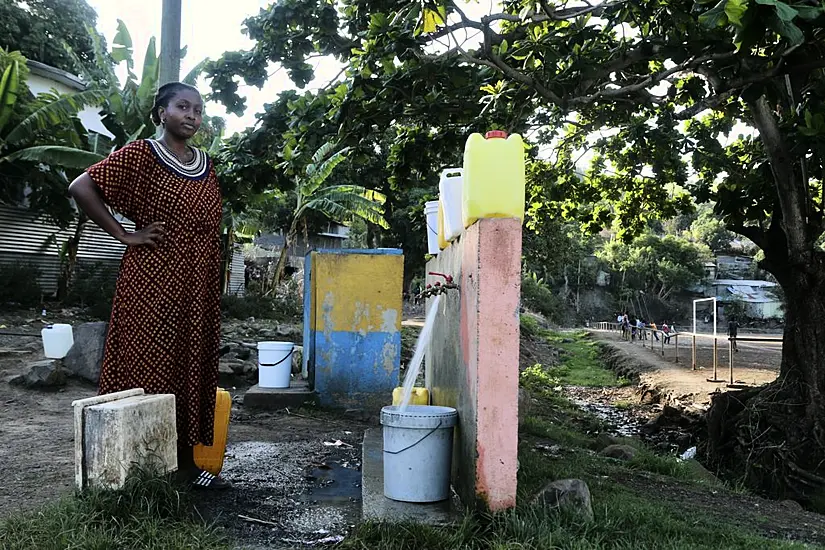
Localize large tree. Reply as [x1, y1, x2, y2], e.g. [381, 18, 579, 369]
[209, 0, 825, 499]
[0, 0, 107, 80]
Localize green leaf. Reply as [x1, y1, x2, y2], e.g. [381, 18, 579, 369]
[699, 1, 729, 28]
[0, 60, 21, 134]
[5, 89, 107, 146]
[421, 8, 444, 33]
[138, 37, 158, 99]
[725, 0, 749, 26]
[769, 14, 804, 44]
[182, 58, 209, 86]
[796, 6, 823, 20]
[500, 39, 509, 55]
[3, 146, 105, 169]
[111, 19, 134, 71]
[755, 0, 798, 21]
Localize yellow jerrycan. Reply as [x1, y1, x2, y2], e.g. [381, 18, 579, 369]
[194, 388, 231, 476]
[437, 200, 449, 250]
[462, 130, 525, 228]
[392, 386, 430, 406]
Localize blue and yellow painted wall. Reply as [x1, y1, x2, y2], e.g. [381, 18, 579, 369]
[303, 249, 404, 409]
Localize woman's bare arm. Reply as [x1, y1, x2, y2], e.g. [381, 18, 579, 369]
[68, 173, 165, 248]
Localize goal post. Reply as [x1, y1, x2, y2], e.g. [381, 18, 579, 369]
[692, 297, 718, 338]
[693, 297, 723, 381]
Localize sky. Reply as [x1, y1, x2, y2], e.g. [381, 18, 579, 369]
[86, 0, 496, 135]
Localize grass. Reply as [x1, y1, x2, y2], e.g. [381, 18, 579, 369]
[520, 325, 631, 388]
[341, 326, 810, 550]
[0, 467, 228, 550]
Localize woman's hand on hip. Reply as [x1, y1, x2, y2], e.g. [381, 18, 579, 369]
[119, 221, 166, 249]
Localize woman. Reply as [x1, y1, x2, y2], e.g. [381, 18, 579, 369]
[68, 82, 229, 490]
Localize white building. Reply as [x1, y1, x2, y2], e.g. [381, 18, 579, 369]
[705, 279, 784, 320]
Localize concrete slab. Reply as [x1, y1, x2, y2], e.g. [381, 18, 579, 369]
[83, 393, 177, 490]
[243, 379, 316, 410]
[361, 428, 459, 525]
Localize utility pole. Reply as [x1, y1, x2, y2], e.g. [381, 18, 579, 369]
[159, 0, 182, 85]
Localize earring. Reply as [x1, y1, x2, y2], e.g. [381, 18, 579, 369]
[161, 119, 166, 127]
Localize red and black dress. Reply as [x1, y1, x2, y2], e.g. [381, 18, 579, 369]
[86, 139, 222, 446]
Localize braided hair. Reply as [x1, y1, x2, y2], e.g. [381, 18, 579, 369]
[150, 82, 200, 126]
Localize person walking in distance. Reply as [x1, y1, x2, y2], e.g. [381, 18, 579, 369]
[728, 316, 740, 352]
[68, 82, 229, 490]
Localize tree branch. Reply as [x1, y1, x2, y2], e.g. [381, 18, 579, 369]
[569, 51, 738, 106]
[729, 223, 766, 249]
[749, 96, 809, 264]
[482, 1, 627, 25]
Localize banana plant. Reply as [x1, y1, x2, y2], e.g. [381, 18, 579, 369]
[0, 48, 106, 167]
[271, 141, 389, 285]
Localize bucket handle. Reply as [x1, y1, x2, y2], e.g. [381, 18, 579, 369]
[383, 419, 443, 455]
[259, 345, 294, 367]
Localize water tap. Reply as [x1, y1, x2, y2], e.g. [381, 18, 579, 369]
[416, 272, 460, 300]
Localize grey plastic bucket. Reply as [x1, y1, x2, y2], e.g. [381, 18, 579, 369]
[380, 405, 458, 502]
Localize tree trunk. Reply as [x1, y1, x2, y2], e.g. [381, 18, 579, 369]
[271, 232, 293, 290]
[707, 248, 825, 502]
[57, 213, 88, 301]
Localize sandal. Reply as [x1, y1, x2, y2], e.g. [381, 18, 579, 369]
[191, 469, 232, 490]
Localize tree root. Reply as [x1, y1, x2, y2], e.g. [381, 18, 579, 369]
[706, 380, 825, 503]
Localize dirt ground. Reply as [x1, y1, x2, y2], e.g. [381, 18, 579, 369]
[591, 329, 781, 406]
[0, 311, 373, 549]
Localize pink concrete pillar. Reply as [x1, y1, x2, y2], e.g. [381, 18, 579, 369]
[426, 217, 521, 511]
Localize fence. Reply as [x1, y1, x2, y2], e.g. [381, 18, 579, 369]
[592, 321, 782, 387]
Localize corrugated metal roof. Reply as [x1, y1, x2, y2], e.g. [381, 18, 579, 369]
[0, 206, 134, 295]
[0, 206, 133, 260]
[711, 279, 777, 288]
[227, 248, 245, 296]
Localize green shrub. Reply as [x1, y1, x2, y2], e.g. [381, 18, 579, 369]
[66, 262, 118, 320]
[0, 262, 42, 307]
[521, 272, 564, 323]
[520, 314, 542, 339]
[222, 277, 303, 322]
[221, 294, 275, 319]
[271, 276, 303, 321]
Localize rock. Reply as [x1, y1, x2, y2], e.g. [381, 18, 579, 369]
[599, 444, 637, 461]
[276, 324, 302, 340]
[518, 387, 531, 426]
[662, 404, 681, 418]
[291, 345, 303, 374]
[534, 479, 593, 522]
[640, 389, 659, 405]
[63, 322, 108, 383]
[10, 359, 67, 389]
[23, 339, 44, 353]
[639, 420, 659, 435]
[218, 361, 236, 375]
[594, 433, 620, 451]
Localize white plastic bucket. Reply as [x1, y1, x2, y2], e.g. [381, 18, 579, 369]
[439, 168, 463, 241]
[424, 201, 440, 256]
[257, 341, 294, 388]
[381, 405, 458, 502]
[41, 324, 74, 359]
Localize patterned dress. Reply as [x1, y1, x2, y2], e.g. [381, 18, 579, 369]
[87, 139, 222, 446]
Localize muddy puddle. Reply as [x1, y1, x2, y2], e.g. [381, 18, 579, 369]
[199, 439, 362, 549]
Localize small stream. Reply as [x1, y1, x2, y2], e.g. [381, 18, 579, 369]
[568, 397, 643, 437]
